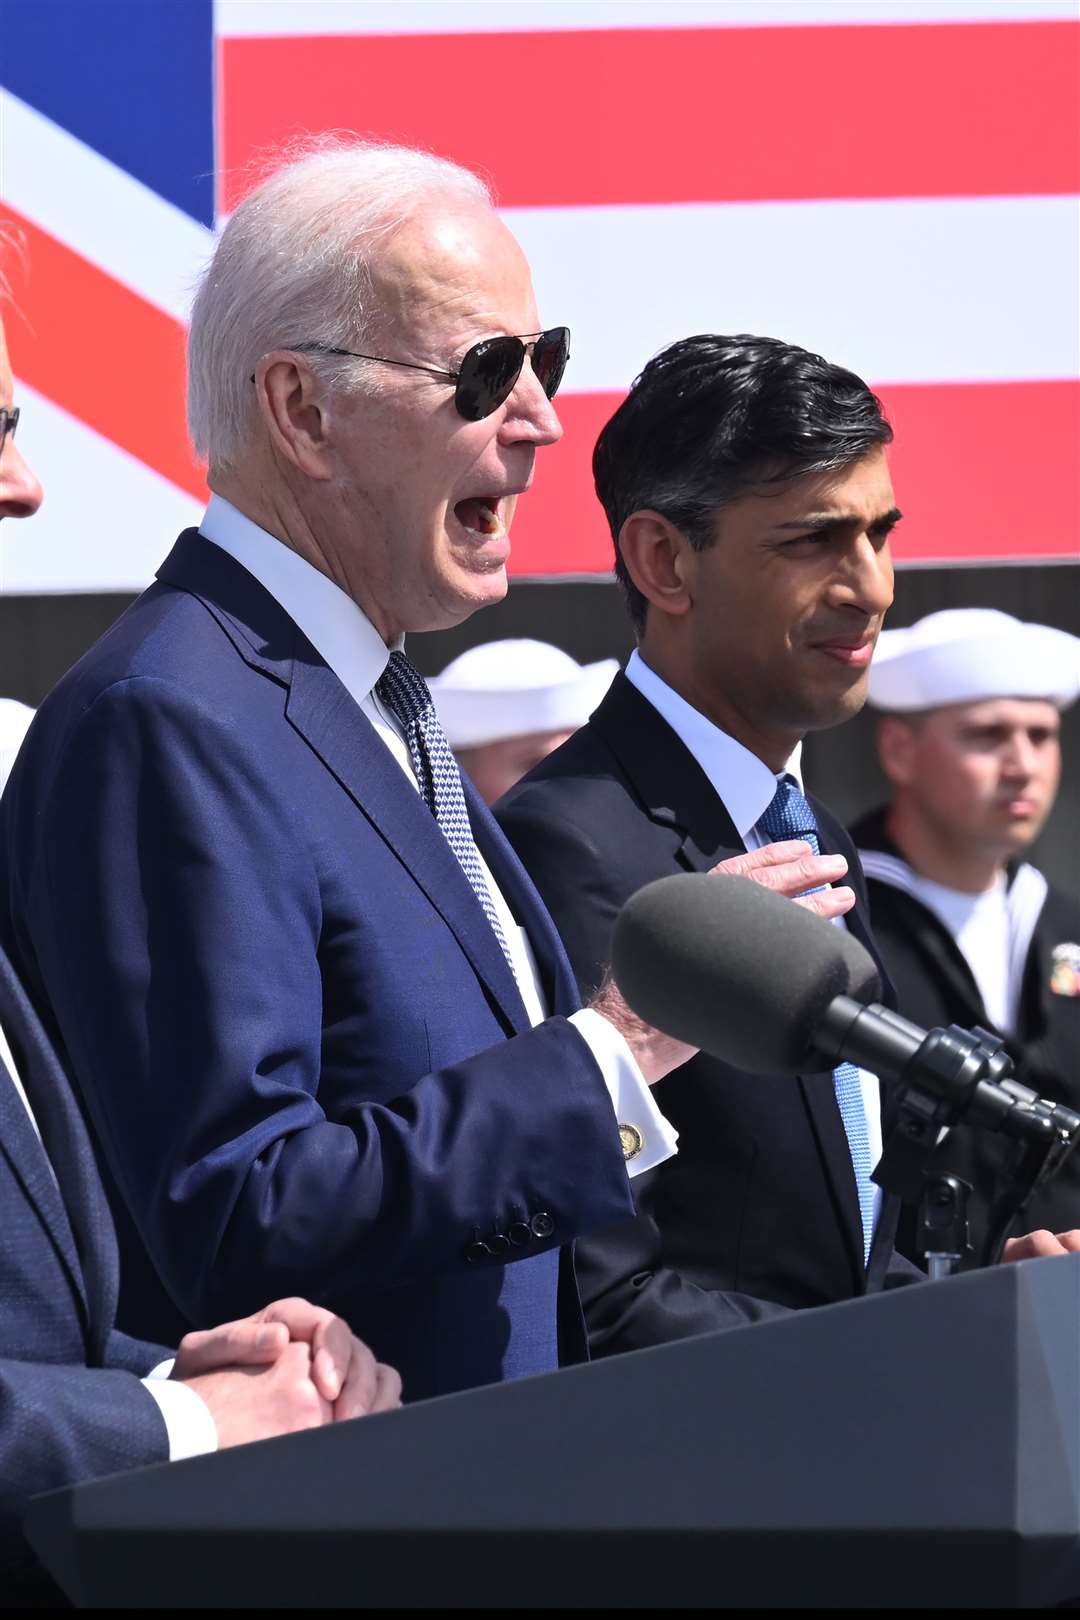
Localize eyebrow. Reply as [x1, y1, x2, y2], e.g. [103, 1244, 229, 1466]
[773, 506, 903, 533]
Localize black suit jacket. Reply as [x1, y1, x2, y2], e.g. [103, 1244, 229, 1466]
[498, 673, 921, 1357]
[852, 806, 1080, 1259]
[0, 946, 168, 1601]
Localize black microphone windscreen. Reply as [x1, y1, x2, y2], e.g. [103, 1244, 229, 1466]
[611, 872, 880, 1073]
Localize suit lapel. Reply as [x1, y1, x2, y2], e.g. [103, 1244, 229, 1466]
[592, 675, 867, 1278]
[468, 781, 581, 1018]
[0, 949, 112, 1341]
[287, 659, 531, 1033]
[157, 533, 531, 1036]
[591, 676, 746, 873]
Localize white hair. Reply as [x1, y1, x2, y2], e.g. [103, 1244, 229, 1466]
[0, 221, 27, 305]
[187, 138, 492, 469]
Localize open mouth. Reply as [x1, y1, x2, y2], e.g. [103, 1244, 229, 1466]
[453, 496, 507, 538]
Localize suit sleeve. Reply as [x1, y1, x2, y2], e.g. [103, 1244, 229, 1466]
[0, 1357, 167, 1584]
[102, 1329, 176, 1376]
[499, 790, 803, 1350]
[21, 678, 633, 1323]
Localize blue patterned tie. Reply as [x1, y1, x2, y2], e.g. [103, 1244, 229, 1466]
[375, 651, 515, 971]
[758, 775, 876, 1265]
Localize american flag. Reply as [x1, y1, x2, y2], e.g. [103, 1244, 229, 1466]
[2, 0, 1077, 595]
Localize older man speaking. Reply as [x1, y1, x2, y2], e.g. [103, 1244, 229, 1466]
[0, 144, 840, 1401]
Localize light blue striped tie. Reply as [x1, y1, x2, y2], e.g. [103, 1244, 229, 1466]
[758, 775, 876, 1266]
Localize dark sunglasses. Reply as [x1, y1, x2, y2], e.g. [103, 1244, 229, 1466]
[0, 407, 20, 456]
[289, 326, 570, 421]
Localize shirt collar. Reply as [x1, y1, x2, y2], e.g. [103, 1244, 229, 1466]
[198, 495, 398, 708]
[624, 648, 803, 840]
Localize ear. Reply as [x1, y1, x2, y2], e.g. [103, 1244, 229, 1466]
[253, 352, 334, 481]
[876, 715, 919, 788]
[618, 510, 694, 620]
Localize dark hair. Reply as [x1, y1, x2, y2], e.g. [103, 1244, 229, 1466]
[593, 334, 893, 632]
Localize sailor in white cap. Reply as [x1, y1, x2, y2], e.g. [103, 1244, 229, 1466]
[430, 639, 619, 805]
[850, 608, 1080, 1257]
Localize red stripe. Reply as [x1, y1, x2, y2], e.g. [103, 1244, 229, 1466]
[3, 209, 206, 501]
[221, 21, 1079, 213]
[5, 216, 1074, 571]
[505, 380, 1080, 576]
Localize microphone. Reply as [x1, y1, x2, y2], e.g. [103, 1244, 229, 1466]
[610, 871, 880, 1074]
[611, 872, 1080, 1148]
[612, 871, 1080, 1260]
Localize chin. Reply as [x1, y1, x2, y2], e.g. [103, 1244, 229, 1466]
[796, 685, 870, 736]
[439, 565, 509, 628]
[1000, 818, 1043, 854]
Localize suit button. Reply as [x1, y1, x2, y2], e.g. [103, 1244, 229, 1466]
[530, 1212, 555, 1239]
[464, 1240, 489, 1263]
[509, 1221, 533, 1247]
[487, 1232, 511, 1257]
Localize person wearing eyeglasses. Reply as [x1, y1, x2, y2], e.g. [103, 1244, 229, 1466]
[0, 262, 401, 1604]
[1, 142, 839, 1405]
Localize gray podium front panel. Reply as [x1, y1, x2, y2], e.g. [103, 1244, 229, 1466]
[24, 1257, 1080, 1608]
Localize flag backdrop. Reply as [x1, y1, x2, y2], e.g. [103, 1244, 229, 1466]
[1, 0, 1078, 595]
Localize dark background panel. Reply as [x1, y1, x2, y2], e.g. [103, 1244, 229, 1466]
[1, 562, 1076, 892]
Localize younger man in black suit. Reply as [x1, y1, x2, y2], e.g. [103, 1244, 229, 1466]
[498, 334, 1075, 1357]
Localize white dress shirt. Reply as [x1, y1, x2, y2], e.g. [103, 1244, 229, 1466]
[199, 495, 676, 1176]
[624, 649, 884, 1232]
[0, 1019, 217, 1460]
[0, 698, 35, 799]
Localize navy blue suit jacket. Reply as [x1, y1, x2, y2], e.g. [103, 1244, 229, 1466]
[0, 533, 633, 1402]
[0, 946, 167, 1600]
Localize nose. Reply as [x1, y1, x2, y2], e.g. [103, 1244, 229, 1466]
[0, 438, 44, 520]
[831, 531, 894, 619]
[496, 357, 564, 449]
[1002, 731, 1037, 780]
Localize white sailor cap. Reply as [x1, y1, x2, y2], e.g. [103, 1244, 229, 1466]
[868, 608, 1080, 713]
[430, 639, 619, 748]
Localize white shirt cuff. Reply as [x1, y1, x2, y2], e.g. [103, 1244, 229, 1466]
[569, 1007, 679, 1178]
[141, 1362, 220, 1461]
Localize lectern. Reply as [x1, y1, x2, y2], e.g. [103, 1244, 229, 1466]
[25, 1257, 1080, 1608]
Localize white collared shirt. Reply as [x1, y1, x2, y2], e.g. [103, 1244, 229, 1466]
[625, 649, 883, 1231]
[198, 495, 676, 1176]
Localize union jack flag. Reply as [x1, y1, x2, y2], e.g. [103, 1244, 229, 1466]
[2, 0, 1077, 595]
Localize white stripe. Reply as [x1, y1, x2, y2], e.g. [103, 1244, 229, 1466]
[506, 195, 1080, 392]
[0, 384, 202, 595]
[13, 84, 1072, 394]
[216, 1, 1079, 37]
[1006, 862, 1049, 1027]
[858, 851, 924, 897]
[0, 92, 215, 324]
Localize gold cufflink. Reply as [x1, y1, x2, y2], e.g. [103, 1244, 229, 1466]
[619, 1123, 644, 1161]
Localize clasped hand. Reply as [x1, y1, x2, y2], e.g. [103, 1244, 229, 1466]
[170, 1296, 401, 1449]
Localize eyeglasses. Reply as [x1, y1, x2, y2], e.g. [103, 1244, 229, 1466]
[0, 407, 19, 456]
[291, 326, 570, 422]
